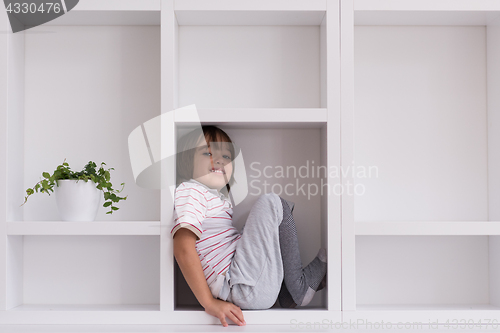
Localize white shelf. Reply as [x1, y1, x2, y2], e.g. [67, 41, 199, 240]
[73, 0, 161, 11]
[354, 0, 500, 26]
[356, 222, 500, 235]
[6, 221, 161, 236]
[9, 304, 160, 311]
[0, 325, 346, 333]
[355, 11, 500, 26]
[174, 0, 327, 26]
[0, 308, 340, 325]
[356, 304, 500, 311]
[174, 0, 326, 12]
[47, 11, 161, 26]
[346, 304, 500, 324]
[175, 108, 327, 128]
[354, 0, 500, 11]
[175, 11, 326, 26]
[43, 0, 161, 26]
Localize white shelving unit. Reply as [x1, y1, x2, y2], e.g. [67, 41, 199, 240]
[342, 0, 500, 325]
[0, 0, 341, 325]
[10, 0, 500, 327]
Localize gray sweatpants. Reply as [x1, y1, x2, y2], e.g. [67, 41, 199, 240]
[219, 192, 293, 310]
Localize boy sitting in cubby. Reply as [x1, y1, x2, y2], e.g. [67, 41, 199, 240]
[171, 125, 327, 326]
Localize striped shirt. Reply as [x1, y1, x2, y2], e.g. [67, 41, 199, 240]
[171, 179, 241, 299]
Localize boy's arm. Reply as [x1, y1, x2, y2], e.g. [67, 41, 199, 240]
[173, 228, 214, 308]
[173, 228, 246, 327]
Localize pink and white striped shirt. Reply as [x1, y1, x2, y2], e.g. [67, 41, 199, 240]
[171, 179, 241, 299]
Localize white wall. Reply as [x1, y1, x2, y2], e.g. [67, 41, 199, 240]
[179, 25, 321, 108]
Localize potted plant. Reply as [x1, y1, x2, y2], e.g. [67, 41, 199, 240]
[21, 159, 127, 221]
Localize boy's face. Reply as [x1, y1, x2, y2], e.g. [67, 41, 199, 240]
[192, 137, 233, 192]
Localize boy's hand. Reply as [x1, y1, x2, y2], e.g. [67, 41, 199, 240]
[204, 298, 246, 327]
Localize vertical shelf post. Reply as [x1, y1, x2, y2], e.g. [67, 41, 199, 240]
[340, 0, 356, 313]
[160, 0, 178, 313]
[325, 0, 343, 315]
[0, 5, 9, 312]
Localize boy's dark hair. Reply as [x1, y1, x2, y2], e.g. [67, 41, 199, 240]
[176, 125, 236, 194]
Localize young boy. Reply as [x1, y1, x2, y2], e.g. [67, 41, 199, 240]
[172, 126, 327, 327]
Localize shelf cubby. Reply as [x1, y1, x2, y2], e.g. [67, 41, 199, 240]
[173, 123, 330, 313]
[6, 236, 160, 316]
[175, 1, 327, 109]
[12, 14, 161, 223]
[351, 235, 500, 323]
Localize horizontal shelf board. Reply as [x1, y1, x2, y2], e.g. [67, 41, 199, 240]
[178, 122, 326, 129]
[173, 309, 340, 325]
[41, 1, 161, 26]
[354, 10, 500, 26]
[44, 12, 160, 26]
[345, 304, 500, 323]
[9, 304, 160, 311]
[354, 1, 500, 26]
[3, 306, 339, 325]
[175, 0, 326, 12]
[356, 221, 500, 235]
[73, 0, 161, 11]
[356, 304, 500, 311]
[0, 325, 340, 332]
[175, 305, 327, 311]
[175, 10, 326, 26]
[0, 325, 346, 333]
[174, 108, 327, 128]
[7, 221, 161, 235]
[354, 0, 500, 11]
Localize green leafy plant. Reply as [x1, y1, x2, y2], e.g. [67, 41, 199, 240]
[21, 159, 127, 214]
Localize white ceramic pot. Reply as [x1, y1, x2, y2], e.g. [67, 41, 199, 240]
[54, 179, 102, 221]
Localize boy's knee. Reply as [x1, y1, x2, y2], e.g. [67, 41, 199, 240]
[258, 193, 281, 211]
[260, 192, 280, 205]
[257, 193, 283, 225]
